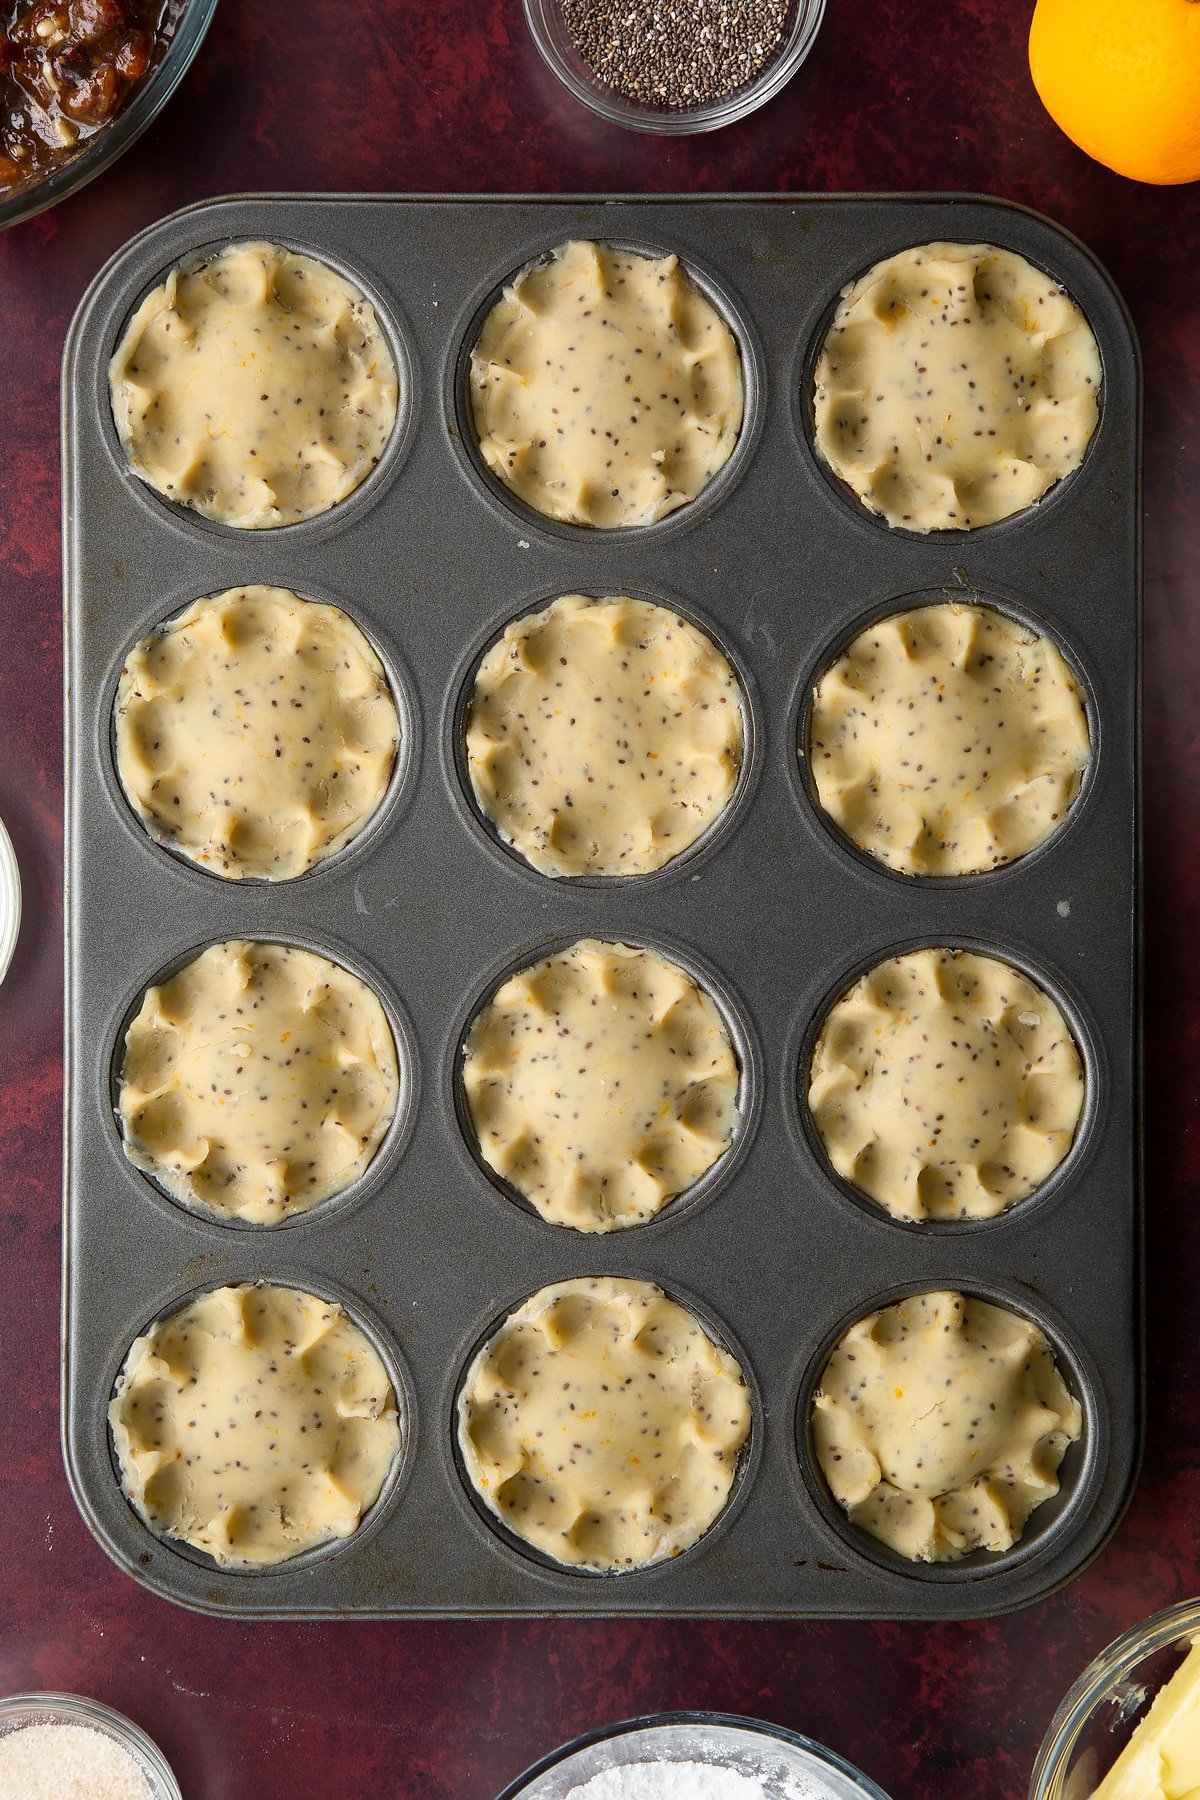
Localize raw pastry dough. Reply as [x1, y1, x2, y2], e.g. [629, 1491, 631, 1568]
[118, 940, 398, 1224]
[469, 239, 743, 528]
[811, 1289, 1082, 1562]
[808, 601, 1090, 876]
[110, 241, 398, 528]
[808, 947, 1084, 1221]
[462, 938, 739, 1232]
[466, 593, 743, 877]
[115, 586, 399, 881]
[458, 1276, 751, 1570]
[813, 241, 1101, 531]
[110, 1283, 401, 1566]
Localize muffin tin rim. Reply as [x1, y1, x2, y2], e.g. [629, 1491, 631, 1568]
[63, 189, 1142, 391]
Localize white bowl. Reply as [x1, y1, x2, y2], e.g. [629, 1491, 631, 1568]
[0, 813, 19, 986]
[0, 1693, 180, 1798]
[497, 1711, 891, 1798]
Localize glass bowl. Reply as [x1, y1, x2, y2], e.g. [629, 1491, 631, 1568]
[1031, 1598, 1200, 1799]
[0, 812, 19, 986]
[522, 0, 826, 134]
[0, 0, 218, 233]
[497, 1710, 892, 1798]
[0, 1693, 181, 1797]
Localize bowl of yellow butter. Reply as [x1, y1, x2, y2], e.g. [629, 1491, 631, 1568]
[1033, 1599, 1200, 1800]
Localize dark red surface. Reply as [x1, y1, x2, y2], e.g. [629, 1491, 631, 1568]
[0, 3, 1196, 1796]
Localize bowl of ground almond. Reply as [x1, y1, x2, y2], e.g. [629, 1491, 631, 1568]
[0, 1694, 181, 1800]
[523, 0, 826, 132]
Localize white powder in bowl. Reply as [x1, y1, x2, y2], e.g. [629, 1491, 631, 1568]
[0, 1720, 153, 1799]
[568, 1762, 820, 1799]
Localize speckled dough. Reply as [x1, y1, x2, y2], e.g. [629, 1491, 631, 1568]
[110, 1283, 401, 1566]
[469, 239, 743, 528]
[808, 602, 1091, 876]
[109, 241, 398, 528]
[813, 241, 1102, 531]
[462, 938, 739, 1232]
[458, 1277, 751, 1570]
[114, 587, 399, 881]
[118, 940, 398, 1224]
[466, 594, 743, 877]
[808, 948, 1084, 1221]
[811, 1290, 1082, 1562]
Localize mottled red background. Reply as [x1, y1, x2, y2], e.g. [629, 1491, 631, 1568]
[0, 1, 1196, 1795]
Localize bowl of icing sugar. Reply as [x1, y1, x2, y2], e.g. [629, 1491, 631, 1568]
[496, 1712, 892, 1800]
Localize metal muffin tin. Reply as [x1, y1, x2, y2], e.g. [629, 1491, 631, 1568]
[62, 193, 1142, 1619]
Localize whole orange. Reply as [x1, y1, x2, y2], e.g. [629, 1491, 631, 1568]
[1029, 0, 1200, 185]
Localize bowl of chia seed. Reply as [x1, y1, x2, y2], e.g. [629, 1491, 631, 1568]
[523, 0, 827, 133]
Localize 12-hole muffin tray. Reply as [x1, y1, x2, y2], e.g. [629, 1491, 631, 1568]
[62, 193, 1142, 1618]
